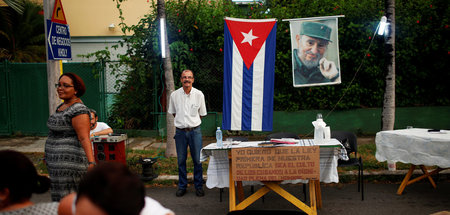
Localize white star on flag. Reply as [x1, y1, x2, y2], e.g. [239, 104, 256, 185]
[241, 29, 259, 46]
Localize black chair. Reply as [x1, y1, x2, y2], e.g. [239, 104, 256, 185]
[264, 132, 307, 202]
[331, 131, 364, 201]
[219, 136, 249, 202]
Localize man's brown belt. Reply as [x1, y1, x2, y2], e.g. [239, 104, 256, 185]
[176, 126, 199, 132]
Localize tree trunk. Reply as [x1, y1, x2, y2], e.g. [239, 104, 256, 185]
[381, 0, 396, 131]
[157, 0, 176, 157]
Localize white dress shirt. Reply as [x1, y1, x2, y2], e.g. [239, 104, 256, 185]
[90, 122, 111, 135]
[168, 87, 207, 129]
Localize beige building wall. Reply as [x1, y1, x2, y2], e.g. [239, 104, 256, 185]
[1, 0, 151, 36]
[64, 0, 152, 37]
[61, 0, 152, 62]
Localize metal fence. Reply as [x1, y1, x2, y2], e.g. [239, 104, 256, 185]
[102, 59, 224, 131]
[1, 59, 224, 135]
[0, 61, 105, 135]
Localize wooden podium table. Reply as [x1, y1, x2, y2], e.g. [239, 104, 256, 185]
[228, 159, 321, 215]
[201, 139, 344, 214]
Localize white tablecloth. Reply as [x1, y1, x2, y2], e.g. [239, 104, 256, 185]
[375, 128, 450, 168]
[201, 139, 347, 189]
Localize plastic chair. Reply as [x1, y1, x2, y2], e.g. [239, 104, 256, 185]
[219, 136, 249, 202]
[331, 131, 364, 201]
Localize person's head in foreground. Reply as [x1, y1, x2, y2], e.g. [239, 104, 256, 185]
[0, 150, 52, 212]
[296, 22, 332, 69]
[62, 162, 145, 215]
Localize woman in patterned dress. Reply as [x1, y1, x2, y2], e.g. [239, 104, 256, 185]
[0, 150, 58, 215]
[45, 73, 95, 202]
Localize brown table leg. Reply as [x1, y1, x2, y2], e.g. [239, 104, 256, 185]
[419, 165, 437, 188]
[315, 180, 322, 209]
[397, 165, 448, 195]
[309, 180, 317, 215]
[397, 165, 416, 195]
[237, 181, 244, 202]
[229, 157, 236, 211]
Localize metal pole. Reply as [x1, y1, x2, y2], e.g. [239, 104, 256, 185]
[43, 0, 61, 114]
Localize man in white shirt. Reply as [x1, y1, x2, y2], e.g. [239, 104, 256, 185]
[168, 69, 207, 197]
[89, 109, 113, 137]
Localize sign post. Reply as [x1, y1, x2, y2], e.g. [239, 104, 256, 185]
[44, 0, 58, 114]
[44, 0, 71, 114]
[46, 0, 71, 60]
[46, 20, 72, 60]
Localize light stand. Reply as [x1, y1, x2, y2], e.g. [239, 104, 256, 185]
[139, 157, 158, 181]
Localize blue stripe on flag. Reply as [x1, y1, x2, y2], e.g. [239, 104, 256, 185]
[222, 22, 232, 130]
[241, 64, 253, 131]
[261, 23, 277, 131]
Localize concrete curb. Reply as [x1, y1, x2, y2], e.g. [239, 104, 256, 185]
[343, 168, 450, 176]
[2, 137, 449, 182]
[152, 169, 450, 181]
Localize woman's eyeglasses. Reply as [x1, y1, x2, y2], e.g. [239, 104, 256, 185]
[55, 83, 74, 89]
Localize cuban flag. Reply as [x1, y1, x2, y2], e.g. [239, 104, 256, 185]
[222, 17, 277, 131]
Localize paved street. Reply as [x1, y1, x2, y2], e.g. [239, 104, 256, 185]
[3, 136, 449, 214]
[31, 181, 450, 215]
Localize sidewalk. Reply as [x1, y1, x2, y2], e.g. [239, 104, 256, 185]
[1, 136, 450, 178]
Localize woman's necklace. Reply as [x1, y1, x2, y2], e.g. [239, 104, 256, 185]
[59, 98, 81, 110]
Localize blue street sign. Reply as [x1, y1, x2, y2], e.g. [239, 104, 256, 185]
[46, 19, 72, 60]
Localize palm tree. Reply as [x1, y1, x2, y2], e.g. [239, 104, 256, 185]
[2, 0, 24, 14]
[381, 0, 395, 131]
[0, 0, 46, 62]
[157, 0, 176, 157]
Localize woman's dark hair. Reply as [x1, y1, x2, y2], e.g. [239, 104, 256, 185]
[0, 150, 51, 204]
[77, 162, 145, 215]
[59, 72, 86, 97]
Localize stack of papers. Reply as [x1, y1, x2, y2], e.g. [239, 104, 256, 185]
[269, 138, 298, 144]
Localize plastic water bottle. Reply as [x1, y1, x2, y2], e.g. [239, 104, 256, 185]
[314, 113, 324, 145]
[216, 127, 223, 148]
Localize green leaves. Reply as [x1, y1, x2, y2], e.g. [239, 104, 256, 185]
[0, 0, 45, 62]
[85, 0, 449, 129]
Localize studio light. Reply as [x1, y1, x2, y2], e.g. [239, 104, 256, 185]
[377, 16, 388, 36]
[160, 18, 166, 58]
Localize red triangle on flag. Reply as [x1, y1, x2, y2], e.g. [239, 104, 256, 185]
[225, 18, 276, 70]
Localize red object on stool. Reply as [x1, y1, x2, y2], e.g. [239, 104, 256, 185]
[91, 134, 127, 165]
